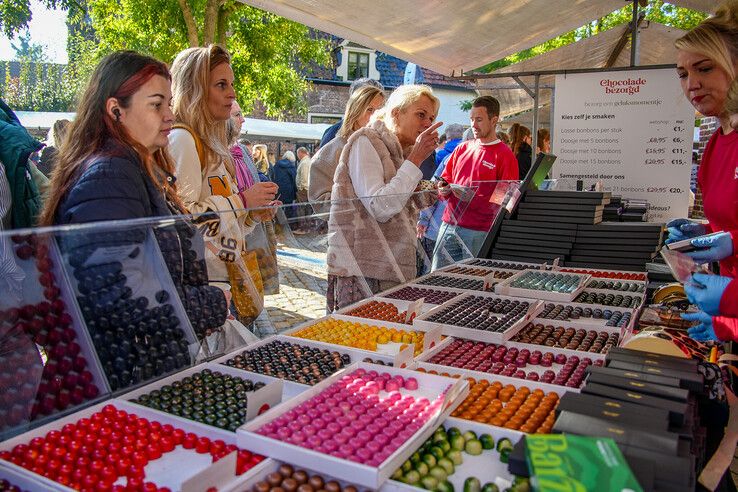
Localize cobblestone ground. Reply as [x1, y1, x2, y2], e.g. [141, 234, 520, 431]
[253, 227, 329, 337]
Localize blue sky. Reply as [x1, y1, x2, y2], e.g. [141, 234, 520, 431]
[0, 0, 68, 63]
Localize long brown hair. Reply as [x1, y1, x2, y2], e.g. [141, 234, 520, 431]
[511, 125, 531, 155]
[39, 51, 183, 226]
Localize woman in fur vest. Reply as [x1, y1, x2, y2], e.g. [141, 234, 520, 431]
[326, 84, 441, 312]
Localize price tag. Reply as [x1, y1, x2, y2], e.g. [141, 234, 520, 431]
[405, 298, 424, 323]
[423, 326, 442, 353]
[246, 379, 283, 421]
[393, 344, 414, 368]
[525, 300, 545, 322]
[483, 271, 497, 291]
[84, 244, 140, 267]
[552, 257, 561, 268]
[432, 377, 469, 427]
[539, 262, 549, 271]
[181, 450, 237, 492]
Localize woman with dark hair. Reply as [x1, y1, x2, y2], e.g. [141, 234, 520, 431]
[511, 125, 532, 179]
[39, 51, 228, 347]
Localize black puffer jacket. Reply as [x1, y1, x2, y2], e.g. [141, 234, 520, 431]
[56, 141, 227, 338]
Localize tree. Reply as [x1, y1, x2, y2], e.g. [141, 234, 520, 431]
[1, 0, 330, 116]
[10, 31, 47, 62]
[83, 0, 331, 116]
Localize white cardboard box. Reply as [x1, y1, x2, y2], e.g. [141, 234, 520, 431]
[0, 399, 274, 492]
[382, 419, 522, 492]
[237, 362, 469, 489]
[413, 292, 544, 345]
[494, 269, 591, 303]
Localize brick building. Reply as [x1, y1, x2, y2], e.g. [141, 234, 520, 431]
[248, 36, 477, 157]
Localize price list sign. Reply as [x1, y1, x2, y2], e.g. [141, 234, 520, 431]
[552, 68, 695, 222]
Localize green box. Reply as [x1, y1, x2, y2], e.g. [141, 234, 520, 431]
[525, 434, 643, 492]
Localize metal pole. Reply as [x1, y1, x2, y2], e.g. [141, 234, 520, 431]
[630, 0, 640, 67]
[550, 86, 556, 153]
[531, 75, 540, 159]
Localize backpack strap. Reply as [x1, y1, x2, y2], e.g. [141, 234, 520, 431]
[172, 123, 207, 171]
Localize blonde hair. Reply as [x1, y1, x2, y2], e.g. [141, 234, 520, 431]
[252, 144, 269, 173]
[374, 84, 440, 133]
[338, 85, 385, 139]
[170, 44, 234, 174]
[727, 78, 738, 115]
[675, 1, 738, 79]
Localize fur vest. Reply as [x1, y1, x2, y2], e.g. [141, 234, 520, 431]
[327, 120, 433, 282]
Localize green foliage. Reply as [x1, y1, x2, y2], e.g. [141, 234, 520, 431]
[83, 0, 330, 116]
[0, 60, 78, 111]
[475, 1, 708, 73]
[1, 0, 330, 116]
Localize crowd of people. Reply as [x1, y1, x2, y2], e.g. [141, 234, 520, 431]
[0, 0, 734, 344]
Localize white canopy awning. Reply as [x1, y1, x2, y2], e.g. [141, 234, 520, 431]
[241, 0, 623, 76]
[15, 111, 329, 141]
[668, 0, 717, 13]
[242, 118, 329, 140]
[477, 21, 686, 119]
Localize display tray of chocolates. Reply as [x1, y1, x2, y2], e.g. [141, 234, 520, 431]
[220, 337, 352, 391]
[558, 268, 647, 281]
[0, 401, 268, 492]
[494, 270, 590, 303]
[419, 337, 600, 389]
[585, 279, 645, 293]
[124, 364, 283, 433]
[537, 302, 633, 329]
[238, 362, 469, 489]
[60, 230, 200, 393]
[0, 234, 108, 433]
[413, 293, 542, 344]
[379, 285, 460, 306]
[219, 335, 410, 395]
[242, 461, 361, 492]
[438, 265, 516, 279]
[420, 370, 560, 434]
[508, 322, 618, 356]
[335, 299, 431, 326]
[460, 258, 538, 271]
[415, 273, 491, 292]
[386, 422, 523, 491]
[284, 317, 440, 358]
[572, 290, 643, 309]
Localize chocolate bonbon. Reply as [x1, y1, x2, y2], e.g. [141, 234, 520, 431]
[384, 286, 459, 305]
[131, 368, 266, 432]
[224, 340, 350, 386]
[424, 295, 529, 334]
[417, 275, 489, 291]
[537, 303, 632, 327]
[510, 322, 618, 354]
[427, 338, 598, 388]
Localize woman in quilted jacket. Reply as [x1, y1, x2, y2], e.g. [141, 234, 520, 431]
[39, 51, 228, 386]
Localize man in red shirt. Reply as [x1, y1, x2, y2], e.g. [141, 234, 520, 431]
[431, 96, 519, 269]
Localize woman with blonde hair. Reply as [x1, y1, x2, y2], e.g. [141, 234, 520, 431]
[308, 84, 385, 204]
[664, 1, 738, 344]
[168, 44, 277, 339]
[252, 144, 271, 177]
[326, 84, 441, 311]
